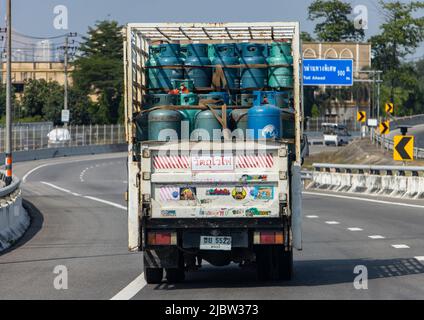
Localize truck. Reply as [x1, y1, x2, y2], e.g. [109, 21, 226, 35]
[123, 22, 303, 284]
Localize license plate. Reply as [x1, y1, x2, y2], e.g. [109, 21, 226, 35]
[200, 236, 232, 251]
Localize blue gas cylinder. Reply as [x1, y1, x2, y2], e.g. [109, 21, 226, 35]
[247, 104, 282, 140]
[239, 43, 268, 89]
[212, 44, 240, 90]
[184, 44, 212, 89]
[147, 44, 184, 90]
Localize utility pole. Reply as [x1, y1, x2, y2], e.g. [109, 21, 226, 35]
[5, 0, 12, 185]
[63, 35, 68, 128]
[61, 32, 77, 128]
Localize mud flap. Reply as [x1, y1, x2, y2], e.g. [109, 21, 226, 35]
[144, 247, 180, 268]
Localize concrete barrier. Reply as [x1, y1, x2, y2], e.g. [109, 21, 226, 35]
[0, 144, 127, 163]
[307, 164, 424, 200]
[0, 176, 29, 252]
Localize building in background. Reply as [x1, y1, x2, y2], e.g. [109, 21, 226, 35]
[0, 62, 73, 97]
[0, 30, 72, 97]
[35, 40, 53, 62]
[302, 42, 372, 121]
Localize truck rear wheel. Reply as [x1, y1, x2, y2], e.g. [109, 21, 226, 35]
[144, 267, 163, 284]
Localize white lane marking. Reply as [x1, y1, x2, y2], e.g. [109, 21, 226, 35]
[22, 163, 51, 182]
[369, 235, 385, 239]
[41, 182, 126, 211]
[41, 182, 72, 194]
[22, 155, 125, 183]
[110, 273, 147, 300]
[80, 167, 89, 182]
[391, 244, 410, 249]
[347, 228, 363, 232]
[84, 196, 126, 210]
[304, 191, 424, 210]
[414, 256, 424, 262]
[325, 221, 340, 225]
[306, 215, 319, 219]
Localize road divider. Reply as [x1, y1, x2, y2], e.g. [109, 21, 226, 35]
[0, 144, 127, 164]
[0, 171, 29, 252]
[305, 163, 424, 200]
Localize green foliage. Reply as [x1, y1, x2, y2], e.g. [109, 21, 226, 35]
[311, 104, 320, 118]
[301, 31, 314, 42]
[371, 1, 424, 73]
[371, 1, 424, 112]
[21, 79, 63, 124]
[0, 85, 6, 116]
[20, 79, 92, 125]
[72, 20, 124, 124]
[308, 0, 365, 42]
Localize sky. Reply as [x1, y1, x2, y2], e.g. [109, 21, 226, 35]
[0, 0, 423, 60]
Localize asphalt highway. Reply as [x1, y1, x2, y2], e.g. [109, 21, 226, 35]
[0, 153, 424, 300]
[389, 123, 424, 148]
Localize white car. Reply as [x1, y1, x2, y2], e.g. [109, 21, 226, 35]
[47, 128, 71, 148]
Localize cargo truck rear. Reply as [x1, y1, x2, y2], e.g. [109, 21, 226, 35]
[124, 22, 303, 284]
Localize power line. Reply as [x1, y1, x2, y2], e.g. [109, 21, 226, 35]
[11, 30, 70, 40]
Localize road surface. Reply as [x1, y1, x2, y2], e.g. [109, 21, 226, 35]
[389, 124, 424, 148]
[0, 153, 423, 299]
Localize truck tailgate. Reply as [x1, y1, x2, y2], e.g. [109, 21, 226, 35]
[141, 141, 289, 219]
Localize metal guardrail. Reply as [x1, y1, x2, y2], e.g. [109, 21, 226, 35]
[0, 124, 125, 153]
[374, 132, 424, 160]
[312, 163, 424, 176]
[301, 170, 313, 180]
[0, 171, 21, 198]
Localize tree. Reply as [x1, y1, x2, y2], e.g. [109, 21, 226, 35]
[311, 104, 320, 118]
[415, 58, 424, 114]
[370, 1, 424, 102]
[301, 31, 314, 42]
[20, 79, 93, 125]
[72, 20, 124, 124]
[68, 88, 93, 125]
[20, 79, 51, 118]
[308, 0, 365, 42]
[42, 81, 64, 124]
[0, 85, 6, 117]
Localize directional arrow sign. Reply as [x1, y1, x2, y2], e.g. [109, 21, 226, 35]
[357, 111, 366, 123]
[394, 135, 414, 161]
[385, 103, 394, 114]
[379, 121, 390, 135]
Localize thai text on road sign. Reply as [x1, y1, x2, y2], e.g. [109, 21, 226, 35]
[393, 135, 414, 161]
[303, 59, 353, 86]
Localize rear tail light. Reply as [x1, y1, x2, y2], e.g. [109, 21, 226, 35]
[147, 232, 177, 246]
[254, 231, 284, 245]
